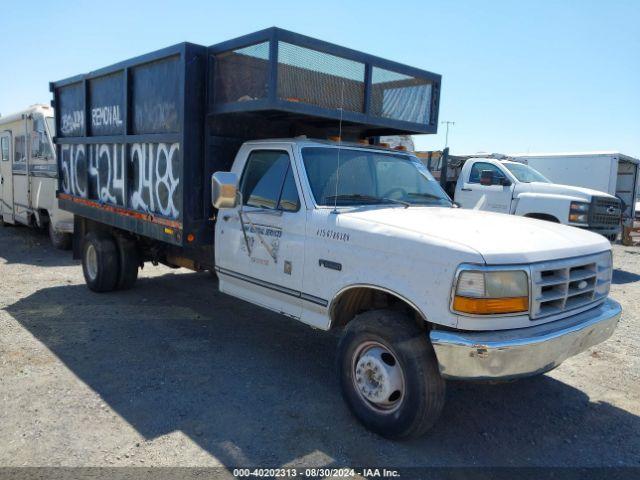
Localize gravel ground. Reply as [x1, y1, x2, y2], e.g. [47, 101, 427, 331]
[0, 225, 638, 468]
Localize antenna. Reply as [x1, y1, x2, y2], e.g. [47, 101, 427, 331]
[331, 81, 345, 214]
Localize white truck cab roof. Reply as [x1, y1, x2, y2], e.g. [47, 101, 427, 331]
[242, 137, 415, 155]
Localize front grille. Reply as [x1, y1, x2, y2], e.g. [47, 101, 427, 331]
[589, 197, 621, 228]
[530, 251, 612, 319]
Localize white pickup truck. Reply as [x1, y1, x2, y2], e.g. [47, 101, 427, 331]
[208, 138, 621, 438]
[451, 158, 622, 240]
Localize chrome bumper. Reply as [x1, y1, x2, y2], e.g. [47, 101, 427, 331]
[430, 298, 621, 380]
[53, 221, 74, 233]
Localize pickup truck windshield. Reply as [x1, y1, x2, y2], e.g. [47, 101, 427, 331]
[503, 163, 551, 183]
[302, 147, 452, 207]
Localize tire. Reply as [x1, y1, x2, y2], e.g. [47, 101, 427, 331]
[82, 232, 119, 292]
[49, 222, 72, 250]
[116, 236, 139, 290]
[337, 309, 445, 440]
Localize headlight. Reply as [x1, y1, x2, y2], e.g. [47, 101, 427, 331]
[569, 201, 590, 224]
[453, 269, 529, 315]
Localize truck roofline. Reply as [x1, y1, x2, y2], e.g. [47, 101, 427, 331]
[242, 137, 416, 155]
[0, 104, 54, 126]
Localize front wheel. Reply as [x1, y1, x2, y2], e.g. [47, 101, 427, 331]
[337, 309, 445, 439]
[49, 222, 72, 250]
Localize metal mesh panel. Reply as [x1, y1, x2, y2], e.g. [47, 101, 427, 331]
[371, 67, 432, 124]
[214, 42, 270, 104]
[277, 41, 365, 112]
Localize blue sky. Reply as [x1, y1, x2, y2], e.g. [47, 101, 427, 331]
[1, 0, 638, 156]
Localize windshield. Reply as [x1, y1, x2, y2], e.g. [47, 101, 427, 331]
[32, 114, 54, 158]
[301, 147, 452, 207]
[503, 162, 551, 183]
[45, 117, 55, 137]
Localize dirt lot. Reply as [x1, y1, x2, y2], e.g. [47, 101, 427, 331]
[0, 225, 639, 468]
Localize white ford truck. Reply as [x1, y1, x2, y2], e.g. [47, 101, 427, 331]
[211, 139, 621, 438]
[428, 154, 622, 240]
[52, 29, 622, 439]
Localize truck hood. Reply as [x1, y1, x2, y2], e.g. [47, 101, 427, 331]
[341, 207, 610, 264]
[517, 182, 616, 200]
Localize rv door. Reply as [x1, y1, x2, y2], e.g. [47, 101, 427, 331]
[0, 132, 14, 222]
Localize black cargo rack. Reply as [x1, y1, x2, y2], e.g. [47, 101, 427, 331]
[50, 43, 207, 247]
[50, 27, 441, 252]
[208, 27, 441, 137]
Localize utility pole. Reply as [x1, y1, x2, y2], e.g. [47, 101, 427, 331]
[441, 121, 455, 148]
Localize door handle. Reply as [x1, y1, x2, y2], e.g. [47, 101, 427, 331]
[222, 214, 231, 221]
[461, 188, 472, 191]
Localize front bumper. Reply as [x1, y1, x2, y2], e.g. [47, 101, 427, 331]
[430, 298, 621, 380]
[53, 221, 74, 233]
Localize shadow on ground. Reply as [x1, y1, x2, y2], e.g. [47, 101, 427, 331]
[5, 272, 640, 467]
[612, 268, 640, 285]
[0, 224, 76, 267]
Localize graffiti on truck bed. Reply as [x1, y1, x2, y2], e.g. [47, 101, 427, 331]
[60, 141, 181, 219]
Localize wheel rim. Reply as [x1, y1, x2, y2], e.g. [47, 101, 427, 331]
[85, 244, 98, 281]
[351, 340, 405, 414]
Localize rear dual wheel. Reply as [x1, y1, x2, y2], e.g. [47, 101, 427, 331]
[82, 232, 139, 292]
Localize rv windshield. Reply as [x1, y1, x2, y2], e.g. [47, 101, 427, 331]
[32, 114, 54, 158]
[503, 162, 551, 183]
[45, 117, 55, 136]
[301, 147, 452, 207]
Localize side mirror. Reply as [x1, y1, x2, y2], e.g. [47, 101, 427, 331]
[211, 171, 239, 209]
[480, 170, 494, 186]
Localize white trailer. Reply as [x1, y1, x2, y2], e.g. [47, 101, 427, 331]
[512, 152, 639, 222]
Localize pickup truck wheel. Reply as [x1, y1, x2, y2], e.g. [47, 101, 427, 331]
[48, 222, 72, 250]
[116, 237, 139, 290]
[338, 309, 445, 439]
[82, 232, 119, 292]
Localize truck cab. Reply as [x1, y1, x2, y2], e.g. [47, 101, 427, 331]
[454, 158, 622, 239]
[210, 138, 620, 437]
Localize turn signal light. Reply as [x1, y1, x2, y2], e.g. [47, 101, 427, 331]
[569, 213, 588, 223]
[453, 296, 528, 315]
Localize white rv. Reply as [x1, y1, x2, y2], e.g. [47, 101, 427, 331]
[0, 104, 72, 248]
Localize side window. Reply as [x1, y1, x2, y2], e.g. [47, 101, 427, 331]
[14, 136, 26, 163]
[1, 138, 8, 161]
[469, 162, 505, 184]
[278, 166, 300, 211]
[240, 150, 300, 211]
